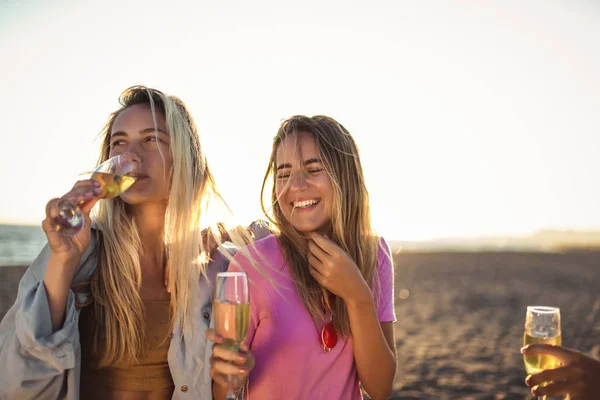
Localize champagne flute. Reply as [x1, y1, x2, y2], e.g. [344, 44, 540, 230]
[523, 306, 562, 400]
[46, 153, 140, 236]
[214, 272, 250, 400]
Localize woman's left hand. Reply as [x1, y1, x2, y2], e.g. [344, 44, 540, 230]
[307, 232, 371, 303]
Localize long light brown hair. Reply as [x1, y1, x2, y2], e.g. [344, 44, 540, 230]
[88, 86, 233, 367]
[260, 115, 380, 338]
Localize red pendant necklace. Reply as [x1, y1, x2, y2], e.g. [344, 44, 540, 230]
[321, 292, 337, 352]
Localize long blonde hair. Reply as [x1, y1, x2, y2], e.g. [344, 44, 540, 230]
[260, 115, 380, 338]
[88, 86, 226, 367]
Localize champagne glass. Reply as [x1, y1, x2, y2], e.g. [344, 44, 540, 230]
[214, 272, 250, 400]
[46, 153, 140, 236]
[523, 306, 562, 400]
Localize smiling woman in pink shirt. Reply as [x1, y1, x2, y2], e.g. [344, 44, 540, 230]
[208, 115, 397, 400]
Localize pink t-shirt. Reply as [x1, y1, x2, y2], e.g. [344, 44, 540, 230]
[228, 235, 396, 400]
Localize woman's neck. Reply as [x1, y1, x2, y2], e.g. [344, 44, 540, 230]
[132, 201, 167, 261]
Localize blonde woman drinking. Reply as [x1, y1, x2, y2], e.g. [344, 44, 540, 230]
[0, 86, 253, 399]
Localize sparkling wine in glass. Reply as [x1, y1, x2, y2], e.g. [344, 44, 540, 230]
[214, 272, 250, 400]
[46, 153, 140, 236]
[523, 306, 562, 400]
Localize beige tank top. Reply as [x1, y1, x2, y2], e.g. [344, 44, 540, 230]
[78, 299, 174, 398]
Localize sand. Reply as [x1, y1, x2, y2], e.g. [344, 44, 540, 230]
[2, 250, 599, 399]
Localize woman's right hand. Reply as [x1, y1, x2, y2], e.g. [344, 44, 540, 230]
[43, 179, 102, 262]
[207, 328, 254, 397]
[522, 344, 600, 399]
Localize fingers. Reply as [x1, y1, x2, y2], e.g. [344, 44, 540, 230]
[210, 357, 249, 393]
[79, 197, 101, 214]
[63, 180, 102, 206]
[527, 364, 583, 388]
[308, 240, 329, 263]
[522, 344, 581, 364]
[307, 252, 324, 273]
[308, 262, 324, 285]
[43, 197, 92, 237]
[308, 253, 330, 291]
[46, 180, 102, 218]
[210, 353, 248, 374]
[531, 378, 586, 398]
[43, 198, 62, 234]
[238, 345, 255, 370]
[207, 330, 251, 367]
[522, 346, 600, 399]
[210, 370, 231, 389]
[44, 180, 102, 221]
[68, 179, 102, 196]
[209, 339, 251, 389]
[309, 232, 335, 255]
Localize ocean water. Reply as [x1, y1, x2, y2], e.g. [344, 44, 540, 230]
[0, 224, 47, 266]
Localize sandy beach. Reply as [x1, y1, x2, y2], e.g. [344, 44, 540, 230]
[2, 250, 599, 399]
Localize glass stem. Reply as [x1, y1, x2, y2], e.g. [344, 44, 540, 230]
[225, 374, 236, 400]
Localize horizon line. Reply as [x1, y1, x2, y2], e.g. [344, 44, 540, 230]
[2, 221, 600, 243]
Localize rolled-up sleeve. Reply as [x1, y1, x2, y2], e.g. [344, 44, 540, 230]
[15, 279, 79, 371]
[0, 239, 96, 400]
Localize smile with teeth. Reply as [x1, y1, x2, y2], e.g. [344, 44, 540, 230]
[292, 199, 320, 209]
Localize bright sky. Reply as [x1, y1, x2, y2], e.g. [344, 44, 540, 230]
[1, 0, 599, 241]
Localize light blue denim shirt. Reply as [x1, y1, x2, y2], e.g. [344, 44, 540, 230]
[0, 230, 237, 400]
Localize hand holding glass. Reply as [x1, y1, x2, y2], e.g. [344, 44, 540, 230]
[46, 153, 140, 236]
[214, 272, 250, 400]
